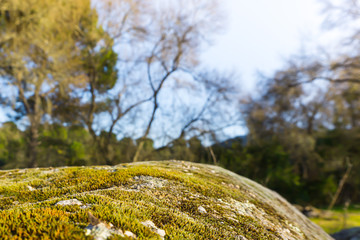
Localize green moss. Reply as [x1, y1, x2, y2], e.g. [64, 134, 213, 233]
[0, 208, 90, 239]
[0, 161, 326, 239]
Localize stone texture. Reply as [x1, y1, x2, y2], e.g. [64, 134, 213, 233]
[85, 212, 125, 240]
[141, 220, 166, 239]
[332, 227, 360, 240]
[55, 199, 82, 206]
[131, 175, 167, 190]
[198, 206, 207, 214]
[124, 230, 137, 239]
[0, 160, 333, 240]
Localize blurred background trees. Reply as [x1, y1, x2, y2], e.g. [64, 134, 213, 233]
[0, 0, 236, 167]
[1, 0, 360, 209]
[0, 0, 97, 167]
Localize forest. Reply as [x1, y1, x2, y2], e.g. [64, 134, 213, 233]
[1, 0, 360, 209]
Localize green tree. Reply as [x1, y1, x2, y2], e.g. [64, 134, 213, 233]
[0, 122, 25, 169]
[0, 0, 95, 167]
[50, 10, 119, 165]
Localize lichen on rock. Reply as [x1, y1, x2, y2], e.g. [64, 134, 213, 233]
[0, 160, 332, 239]
[141, 220, 166, 239]
[56, 199, 83, 206]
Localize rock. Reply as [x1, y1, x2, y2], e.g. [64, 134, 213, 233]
[85, 222, 113, 240]
[85, 223, 125, 240]
[198, 206, 207, 214]
[332, 227, 360, 240]
[27, 185, 36, 191]
[131, 175, 167, 189]
[141, 220, 166, 239]
[85, 212, 125, 240]
[235, 236, 249, 240]
[124, 230, 137, 239]
[111, 229, 125, 237]
[55, 199, 82, 206]
[80, 204, 92, 209]
[0, 161, 333, 239]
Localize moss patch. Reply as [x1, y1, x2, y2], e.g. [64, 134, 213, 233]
[0, 161, 331, 239]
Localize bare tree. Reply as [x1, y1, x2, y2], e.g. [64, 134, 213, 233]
[128, 0, 227, 162]
[19, 0, 234, 165]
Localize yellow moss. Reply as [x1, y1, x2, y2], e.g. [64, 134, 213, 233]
[0, 208, 90, 239]
[0, 161, 328, 239]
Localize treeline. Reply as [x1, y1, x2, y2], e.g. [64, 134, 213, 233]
[1, 118, 359, 207]
[216, 124, 360, 207]
[0, 122, 213, 169]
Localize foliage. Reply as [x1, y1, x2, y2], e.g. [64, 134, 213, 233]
[0, 0, 106, 168]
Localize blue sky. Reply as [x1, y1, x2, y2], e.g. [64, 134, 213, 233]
[202, 0, 328, 92]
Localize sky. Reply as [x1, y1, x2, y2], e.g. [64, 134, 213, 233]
[0, 0, 334, 126]
[202, 0, 329, 92]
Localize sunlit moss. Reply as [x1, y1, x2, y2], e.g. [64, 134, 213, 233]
[0, 161, 323, 239]
[0, 208, 90, 239]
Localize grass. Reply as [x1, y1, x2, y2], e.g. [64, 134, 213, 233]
[310, 207, 360, 234]
[0, 161, 330, 239]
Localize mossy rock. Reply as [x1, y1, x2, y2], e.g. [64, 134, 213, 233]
[0, 160, 332, 239]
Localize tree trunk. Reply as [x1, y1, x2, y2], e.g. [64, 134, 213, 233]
[208, 146, 217, 165]
[328, 158, 353, 210]
[26, 90, 41, 168]
[28, 121, 39, 168]
[133, 141, 145, 162]
[101, 141, 113, 165]
[133, 99, 158, 162]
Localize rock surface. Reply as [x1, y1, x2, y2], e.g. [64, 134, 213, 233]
[198, 205, 207, 214]
[332, 227, 360, 240]
[141, 220, 166, 239]
[55, 199, 83, 206]
[0, 160, 332, 239]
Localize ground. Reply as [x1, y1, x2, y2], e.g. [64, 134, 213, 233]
[311, 208, 360, 234]
[0, 160, 332, 239]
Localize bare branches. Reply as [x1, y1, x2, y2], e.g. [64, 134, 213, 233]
[1, 0, 234, 165]
[321, 0, 360, 28]
[287, 76, 360, 88]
